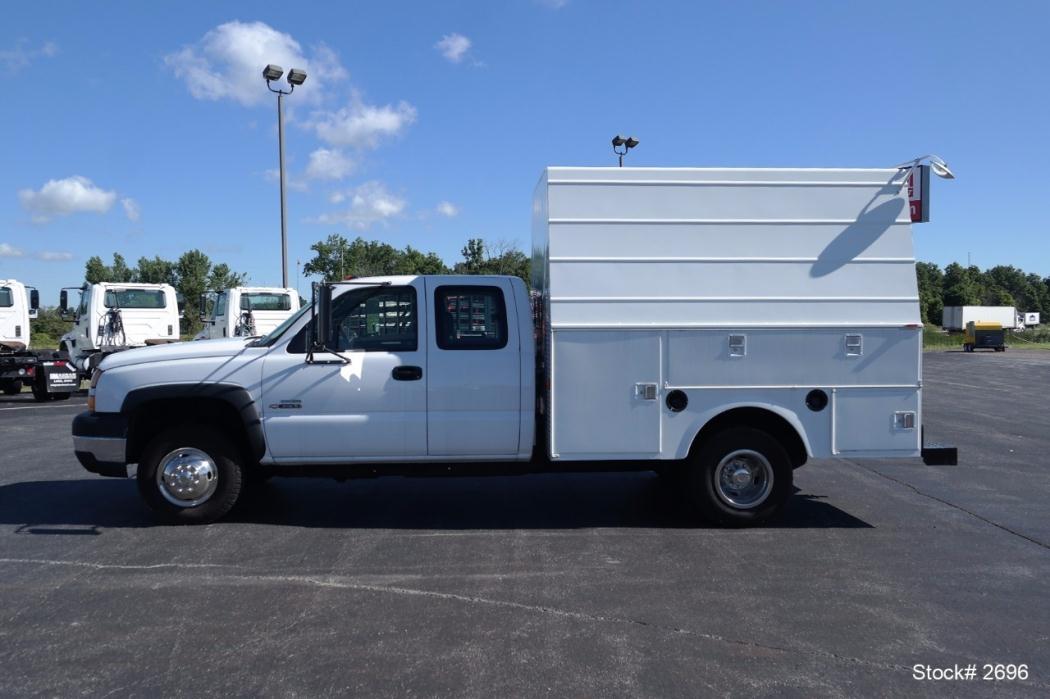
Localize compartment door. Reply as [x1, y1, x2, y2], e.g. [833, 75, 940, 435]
[833, 388, 921, 456]
[551, 331, 662, 459]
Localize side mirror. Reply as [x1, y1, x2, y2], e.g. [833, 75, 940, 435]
[59, 290, 68, 313]
[198, 293, 208, 322]
[176, 292, 186, 311]
[29, 289, 40, 311]
[310, 282, 333, 353]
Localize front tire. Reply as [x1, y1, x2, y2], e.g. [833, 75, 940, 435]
[687, 426, 793, 526]
[137, 425, 244, 524]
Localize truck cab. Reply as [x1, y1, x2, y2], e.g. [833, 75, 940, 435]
[0, 279, 35, 353]
[59, 282, 182, 375]
[194, 286, 300, 340]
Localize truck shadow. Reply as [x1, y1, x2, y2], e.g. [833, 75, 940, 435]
[0, 474, 871, 530]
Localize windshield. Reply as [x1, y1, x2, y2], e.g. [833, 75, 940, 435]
[248, 303, 311, 347]
[105, 288, 167, 309]
[241, 292, 291, 311]
[0, 287, 12, 308]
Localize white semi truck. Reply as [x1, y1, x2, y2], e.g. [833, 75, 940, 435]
[59, 282, 182, 377]
[194, 286, 300, 340]
[72, 163, 956, 525]
[0, 279, 78, 400]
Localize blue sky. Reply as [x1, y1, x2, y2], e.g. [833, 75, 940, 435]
[2, 0, 1048, 303]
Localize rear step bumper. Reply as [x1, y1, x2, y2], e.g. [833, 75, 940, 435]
[921, 445, 958, 466]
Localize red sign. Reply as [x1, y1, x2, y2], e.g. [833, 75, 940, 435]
[907, 165, 930, 223]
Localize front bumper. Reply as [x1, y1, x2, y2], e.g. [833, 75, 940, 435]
[72, 412, 129, 478]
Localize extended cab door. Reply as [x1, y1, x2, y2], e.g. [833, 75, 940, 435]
[260, 279, 427, 461]
[426, 278, 521, 456]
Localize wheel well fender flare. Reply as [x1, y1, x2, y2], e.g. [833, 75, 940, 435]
[121, 383, 265, 463]
[682, 402, 812, 467]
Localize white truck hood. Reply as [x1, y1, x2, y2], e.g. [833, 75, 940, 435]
[98, 338, 250, 370]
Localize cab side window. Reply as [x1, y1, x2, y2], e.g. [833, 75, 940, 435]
[214, 293, 228, 318]
[434, 286, 508, 350]
[333, 286, 417, 352]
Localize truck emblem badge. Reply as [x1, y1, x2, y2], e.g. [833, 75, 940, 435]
[269, 399, 302, 410]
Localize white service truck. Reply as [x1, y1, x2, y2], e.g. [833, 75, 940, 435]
[72, 163, 957, 525]
[0, 279, 78, 400]
[59, 282, 182, 377]
[194, 287, 300, 340]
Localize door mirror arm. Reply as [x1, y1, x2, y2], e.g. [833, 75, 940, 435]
[306, 281, 351, 365]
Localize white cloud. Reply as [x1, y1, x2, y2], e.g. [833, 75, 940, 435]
[0, 39, 59, 70]
[0, 243, 24, 258]
[18, 176, 117, 222]
[311, 181, 406, 230]
[309, 95, 417, 148]
[164, 21, 346, 107]
[36, 251, 73, 261]
[435, 33, 471, 64]
[305, 148, 355, 180]
[436, 201, 459, 217]
[121, 197, 141, 222]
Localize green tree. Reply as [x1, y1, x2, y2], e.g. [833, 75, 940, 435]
[452, 238, 530, 284]
[942, 262, 980, 307]
[304, 235, 448, 281]
[395, 246, 449, 275]
[84, 253, 135, 284]
[136, 256, 177, 285]
[176, 250, 212, 335]
[915, 262, 944, 324]
[208, 263, 248, 292]
[110, 253, 135, 283]
[85, 256, 108, 284]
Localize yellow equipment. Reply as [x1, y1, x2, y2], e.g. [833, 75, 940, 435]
[963, 321, 1006, 352]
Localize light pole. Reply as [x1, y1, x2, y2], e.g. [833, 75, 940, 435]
[263, 64, 308, 288]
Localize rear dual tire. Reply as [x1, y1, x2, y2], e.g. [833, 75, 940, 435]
[686, 427, 793, 527]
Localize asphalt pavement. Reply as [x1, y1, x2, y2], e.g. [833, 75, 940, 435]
[0, 350, 1047, 697]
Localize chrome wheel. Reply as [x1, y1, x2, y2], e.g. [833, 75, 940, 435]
[156, 447, 219, 508]
[713, 449, 774, 510]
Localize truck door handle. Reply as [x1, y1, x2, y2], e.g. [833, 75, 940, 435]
[392, 365, 423, 381]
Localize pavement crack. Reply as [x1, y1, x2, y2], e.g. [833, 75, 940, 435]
[848, 462, 1050, 551]
[221, 572, 917, 674]
[0, 557, 240, 571]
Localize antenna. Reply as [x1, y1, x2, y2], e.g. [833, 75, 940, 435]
[611, 135, 639, 167]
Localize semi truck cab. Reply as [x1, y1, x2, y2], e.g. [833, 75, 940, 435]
[59, 282, 182, 376]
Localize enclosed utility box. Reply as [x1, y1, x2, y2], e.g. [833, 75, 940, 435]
[533, 167, 923, 462]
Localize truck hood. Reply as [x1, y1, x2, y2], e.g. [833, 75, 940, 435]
[98, 338, 250, 370]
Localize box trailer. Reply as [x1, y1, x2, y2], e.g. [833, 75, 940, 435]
[941, 306, 1016, 331]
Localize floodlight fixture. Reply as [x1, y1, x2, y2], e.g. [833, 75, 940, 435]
[262, 64, 284, 82]
[612, 133, 639, 167]
[896, 154, 955, 180]
[286, 68, 308, 86]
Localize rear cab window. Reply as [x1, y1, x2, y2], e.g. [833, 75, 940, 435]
[242, 293, 291, 311]
[0, 287, 12, 308]
[104, 289, 167, 309]
[434, 285, 508, 350]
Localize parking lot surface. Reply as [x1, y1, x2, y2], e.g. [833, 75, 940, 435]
[1, 350, 1048, 696]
